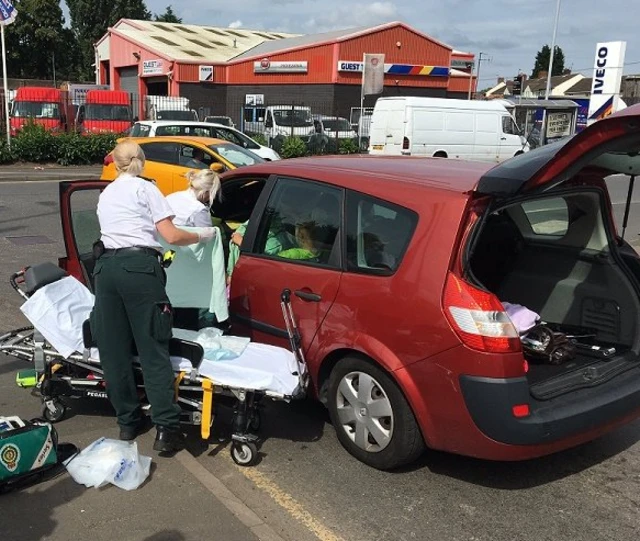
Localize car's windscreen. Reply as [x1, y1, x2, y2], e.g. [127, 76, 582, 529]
[130, 123, 151, 137]
[11, 101, 60, 119]
[215, 128, 260, 150]
[85, 104, 131, 121]
[322, 119, 352, 132]
[272, 109, 313, 127]
[208, 143, 265, 166]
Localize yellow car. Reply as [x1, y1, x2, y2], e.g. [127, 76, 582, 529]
[101, 136, 265, 195]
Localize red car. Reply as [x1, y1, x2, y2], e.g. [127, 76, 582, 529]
[60, 104, 640, 469]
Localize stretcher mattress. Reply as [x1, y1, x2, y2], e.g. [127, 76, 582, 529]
[20, 276, 303, 396]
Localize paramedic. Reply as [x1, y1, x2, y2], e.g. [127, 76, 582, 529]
[166, 169, 223, 329]
[166, 169, 220, 227]
[93, 140, 216, 454]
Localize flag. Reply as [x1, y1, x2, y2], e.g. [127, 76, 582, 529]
[0, 0, 17, 26]
[362, 53, 385, 96]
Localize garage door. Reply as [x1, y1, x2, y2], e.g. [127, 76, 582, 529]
[118, 67, 139, 94]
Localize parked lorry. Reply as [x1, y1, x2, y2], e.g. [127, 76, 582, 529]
[9, 87, 69, 135]
[145, 95, 198, 121]
[76, 90, 133, 134]
[368, 96, 528, 162]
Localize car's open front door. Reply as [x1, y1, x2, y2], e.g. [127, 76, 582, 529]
[59, 180, 109, 291]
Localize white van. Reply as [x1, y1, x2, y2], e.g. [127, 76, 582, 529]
[244, 105, 316, 140]
[368, 97, 528, 162]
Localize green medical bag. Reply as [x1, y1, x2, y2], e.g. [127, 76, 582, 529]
[0, 417, 58, 485]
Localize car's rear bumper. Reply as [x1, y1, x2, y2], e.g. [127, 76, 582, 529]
[395, 346, 640, 461]
[459, 365, 640, 446]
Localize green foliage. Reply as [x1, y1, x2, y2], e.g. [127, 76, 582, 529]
[532, 45, 566, 78]
[6, 0, 81, 80]
[339, 138, 360, 154]
[154, 5, 182, 23]
[0, 123, 120, 165]
[251, 133, 268, 146]
[0, 140, 17, 164]
[10, 122, 59, 163]
[279, 137, 307, 159]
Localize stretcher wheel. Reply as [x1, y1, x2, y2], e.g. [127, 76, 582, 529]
[231, 442, 258, 467]
[42, 400, 66, 423]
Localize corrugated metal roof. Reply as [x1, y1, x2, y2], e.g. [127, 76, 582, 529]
[229, 25, 372, 61]
[113, 19, 300, 63]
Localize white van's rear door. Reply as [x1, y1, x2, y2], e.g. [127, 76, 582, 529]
[369, 99, 405, 155]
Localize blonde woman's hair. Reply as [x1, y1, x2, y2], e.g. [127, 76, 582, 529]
[113, 140, 145, 177]
[186, 169, 221, 208]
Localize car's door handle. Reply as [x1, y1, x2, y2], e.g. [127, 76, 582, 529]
[500, 136, 507, 140]
[294, 289, 321, 302]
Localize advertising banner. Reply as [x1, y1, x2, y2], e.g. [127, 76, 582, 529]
[362, 54, 385, 96]
[587, 41, 626, 125]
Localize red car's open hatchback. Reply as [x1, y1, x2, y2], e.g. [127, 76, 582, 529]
[60, 104, 640, 469]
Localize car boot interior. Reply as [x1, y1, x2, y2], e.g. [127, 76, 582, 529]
[469, 188, 640, 397]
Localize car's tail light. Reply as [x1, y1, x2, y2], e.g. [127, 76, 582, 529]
[443, 272, 521, 353]
[403, 136, 410, 150]
[103, 153, 114, 166]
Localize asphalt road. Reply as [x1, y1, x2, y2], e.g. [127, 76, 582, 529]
[1, 177, 640, 541]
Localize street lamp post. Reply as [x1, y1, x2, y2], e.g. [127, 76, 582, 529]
[544, 0, 562, 100]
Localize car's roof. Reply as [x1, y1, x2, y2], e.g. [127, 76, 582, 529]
[226, 155, 493, 194]
[122, 135, 230, 145]
[135, 120, 233, 128]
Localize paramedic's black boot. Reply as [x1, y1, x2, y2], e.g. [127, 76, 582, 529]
[119, 417, 150, 441]
[153, 426, 186, 454]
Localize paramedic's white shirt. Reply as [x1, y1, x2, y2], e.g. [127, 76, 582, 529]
[97, 174, 174, 250]
[165, 190, 211, 227]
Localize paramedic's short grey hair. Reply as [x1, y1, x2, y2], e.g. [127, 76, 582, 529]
[186, 169, 221, 208]
[113, 140, 145, 177]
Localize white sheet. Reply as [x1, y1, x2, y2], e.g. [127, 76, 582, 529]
[20, 278, 303, 396]
[20, 276, 94, 358]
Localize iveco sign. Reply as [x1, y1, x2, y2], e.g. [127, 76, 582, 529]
[588, 41, 626, 124]
[253, 60, 308, 73]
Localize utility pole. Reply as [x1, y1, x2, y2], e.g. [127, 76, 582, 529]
[545, 0, 562, 99]
[473, 52, 491, 99]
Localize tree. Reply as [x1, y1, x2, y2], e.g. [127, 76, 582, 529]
[155, 5, 182, 23]
[67, 0, 152, 80]
[5, 0, 81, 80]
[531, 45, 566, 79]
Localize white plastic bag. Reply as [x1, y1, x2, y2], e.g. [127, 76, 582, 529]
[65, 437, 152, 491]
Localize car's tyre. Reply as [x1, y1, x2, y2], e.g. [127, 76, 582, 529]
[327, 356, 425, 470]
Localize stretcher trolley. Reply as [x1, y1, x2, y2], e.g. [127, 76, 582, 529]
[0, 263, 309, 467]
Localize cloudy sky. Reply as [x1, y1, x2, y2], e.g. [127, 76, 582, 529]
[123, 0, 640, 88]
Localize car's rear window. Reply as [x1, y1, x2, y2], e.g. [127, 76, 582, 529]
[345, 192, 418, 274]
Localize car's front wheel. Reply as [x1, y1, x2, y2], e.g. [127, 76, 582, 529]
[327, 356, 425, 470]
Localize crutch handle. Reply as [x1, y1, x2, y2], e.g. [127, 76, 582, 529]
[281, 288, 291, 303]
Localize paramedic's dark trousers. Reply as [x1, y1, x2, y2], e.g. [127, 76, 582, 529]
[91, 251, 181, 430]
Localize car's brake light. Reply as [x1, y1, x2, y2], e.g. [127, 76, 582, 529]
[403, 136, 410, 150]
[443, 272, 521, 353]
[103, 154, 114, 167]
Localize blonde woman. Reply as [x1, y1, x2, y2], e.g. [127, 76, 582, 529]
[166, 168, 225, 330]
[92, 140, 216, 454]
[166, 169, 221, 227]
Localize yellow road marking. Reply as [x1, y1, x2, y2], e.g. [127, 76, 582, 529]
[229, 457, 345, 541]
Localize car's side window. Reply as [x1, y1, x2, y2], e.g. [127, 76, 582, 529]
[155, 125, 182, 136]
[130, 123, 150, 137]
[215, 128, 244, 146]
[140, 142, 179, 165]
[254, 178, 342, 267]
[345, 191, 418, 274]
[520, 197, 569, 237]
[179, 145, 214, 169]
[212, 178, 267, 225]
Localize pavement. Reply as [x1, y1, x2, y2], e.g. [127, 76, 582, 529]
[2, 173, 640, 541]
[0, 164, 102, 182]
